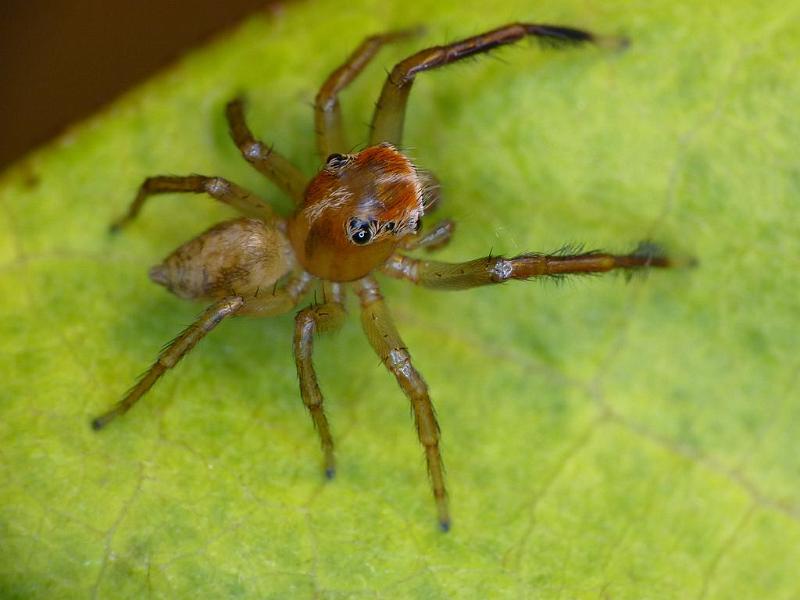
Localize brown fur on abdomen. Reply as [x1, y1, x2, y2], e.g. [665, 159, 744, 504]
[150, 218, 295, 300]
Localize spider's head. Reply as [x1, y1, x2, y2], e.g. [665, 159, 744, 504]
[288, 143, 425, 281]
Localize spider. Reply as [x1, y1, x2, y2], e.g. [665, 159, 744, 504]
[91, 23, 678, 531]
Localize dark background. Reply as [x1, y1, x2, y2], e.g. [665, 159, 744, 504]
[0, 0, 286, 169]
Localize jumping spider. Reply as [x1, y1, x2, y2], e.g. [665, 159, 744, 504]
[92, 23, 677, 531]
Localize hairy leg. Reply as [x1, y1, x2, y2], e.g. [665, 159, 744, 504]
[91, 296, 244, 430]
[294, 301, 346, 477]
[226, 98, 308, 204]
[110, 175, 276, 233]
[353, 276, 450, 531]
[237, 271, 316, 316]
[382, 243, 677, 289]
[370, 22, 623, 146]
[315, 29, 420, 158]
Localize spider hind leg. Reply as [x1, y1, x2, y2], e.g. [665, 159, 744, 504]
[91, 296, 244, 430]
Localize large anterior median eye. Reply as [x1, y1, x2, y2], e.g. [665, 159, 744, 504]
[348, 219, 373, 245]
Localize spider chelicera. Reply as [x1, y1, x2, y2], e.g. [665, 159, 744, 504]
[91, 23, 678, 531]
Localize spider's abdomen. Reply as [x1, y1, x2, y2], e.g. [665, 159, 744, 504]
[149, 217, 294, 300]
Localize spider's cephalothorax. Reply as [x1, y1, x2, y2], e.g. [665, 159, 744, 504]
[93, 23, 683, 531]
[288, 143, 424, 281]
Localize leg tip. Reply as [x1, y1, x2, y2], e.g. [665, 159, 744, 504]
[325, 467, 336, 480]
[439, 519, 451, 533]
[680, 256, 700, 269]
[91, 410, 118, 431]
[596, 34, 631, 52]
[633, 241, 698, 270]
[632, 241, 667, 263]
[226, 96, 245, 111]
[400, 25, 426, 40]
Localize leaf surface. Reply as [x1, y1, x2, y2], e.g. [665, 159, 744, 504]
[2, 0, 799, 597]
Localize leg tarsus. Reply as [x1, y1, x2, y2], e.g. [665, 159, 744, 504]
[91, 296, 244, 430]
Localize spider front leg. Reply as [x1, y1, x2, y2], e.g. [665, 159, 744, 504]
[226, 98, 308, 204]
[370, 22, 624, 146]
[382, 242, 678, 289]
[314, 28, 420, 158]
[110, 175, 276, 232]
[294, 300, 346, 478]
[354, 277, 450, 531]
[91, 296, 244, 430]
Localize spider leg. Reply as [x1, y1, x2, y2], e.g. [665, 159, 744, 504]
[401, 219, 455, 252]
[226, 98, 308, 205]
[236, 271, 316, 316]
[354, 276, 450, 531]
[91, 296, 244, 430]
[370, 22, 624, 146]
[315, 28, 421, 158]
[110, 175, 276, 233]
[294, 300, 347, 478]
[382, 243, 682, 289]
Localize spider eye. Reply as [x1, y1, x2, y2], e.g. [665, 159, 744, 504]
[413, 219, 422, 233]
[384, 221, 396, 232]
[348, 219, 373, 245]
[326, 153, 347, 169]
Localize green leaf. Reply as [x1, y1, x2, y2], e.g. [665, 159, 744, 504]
[2, 0, 799, 597]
